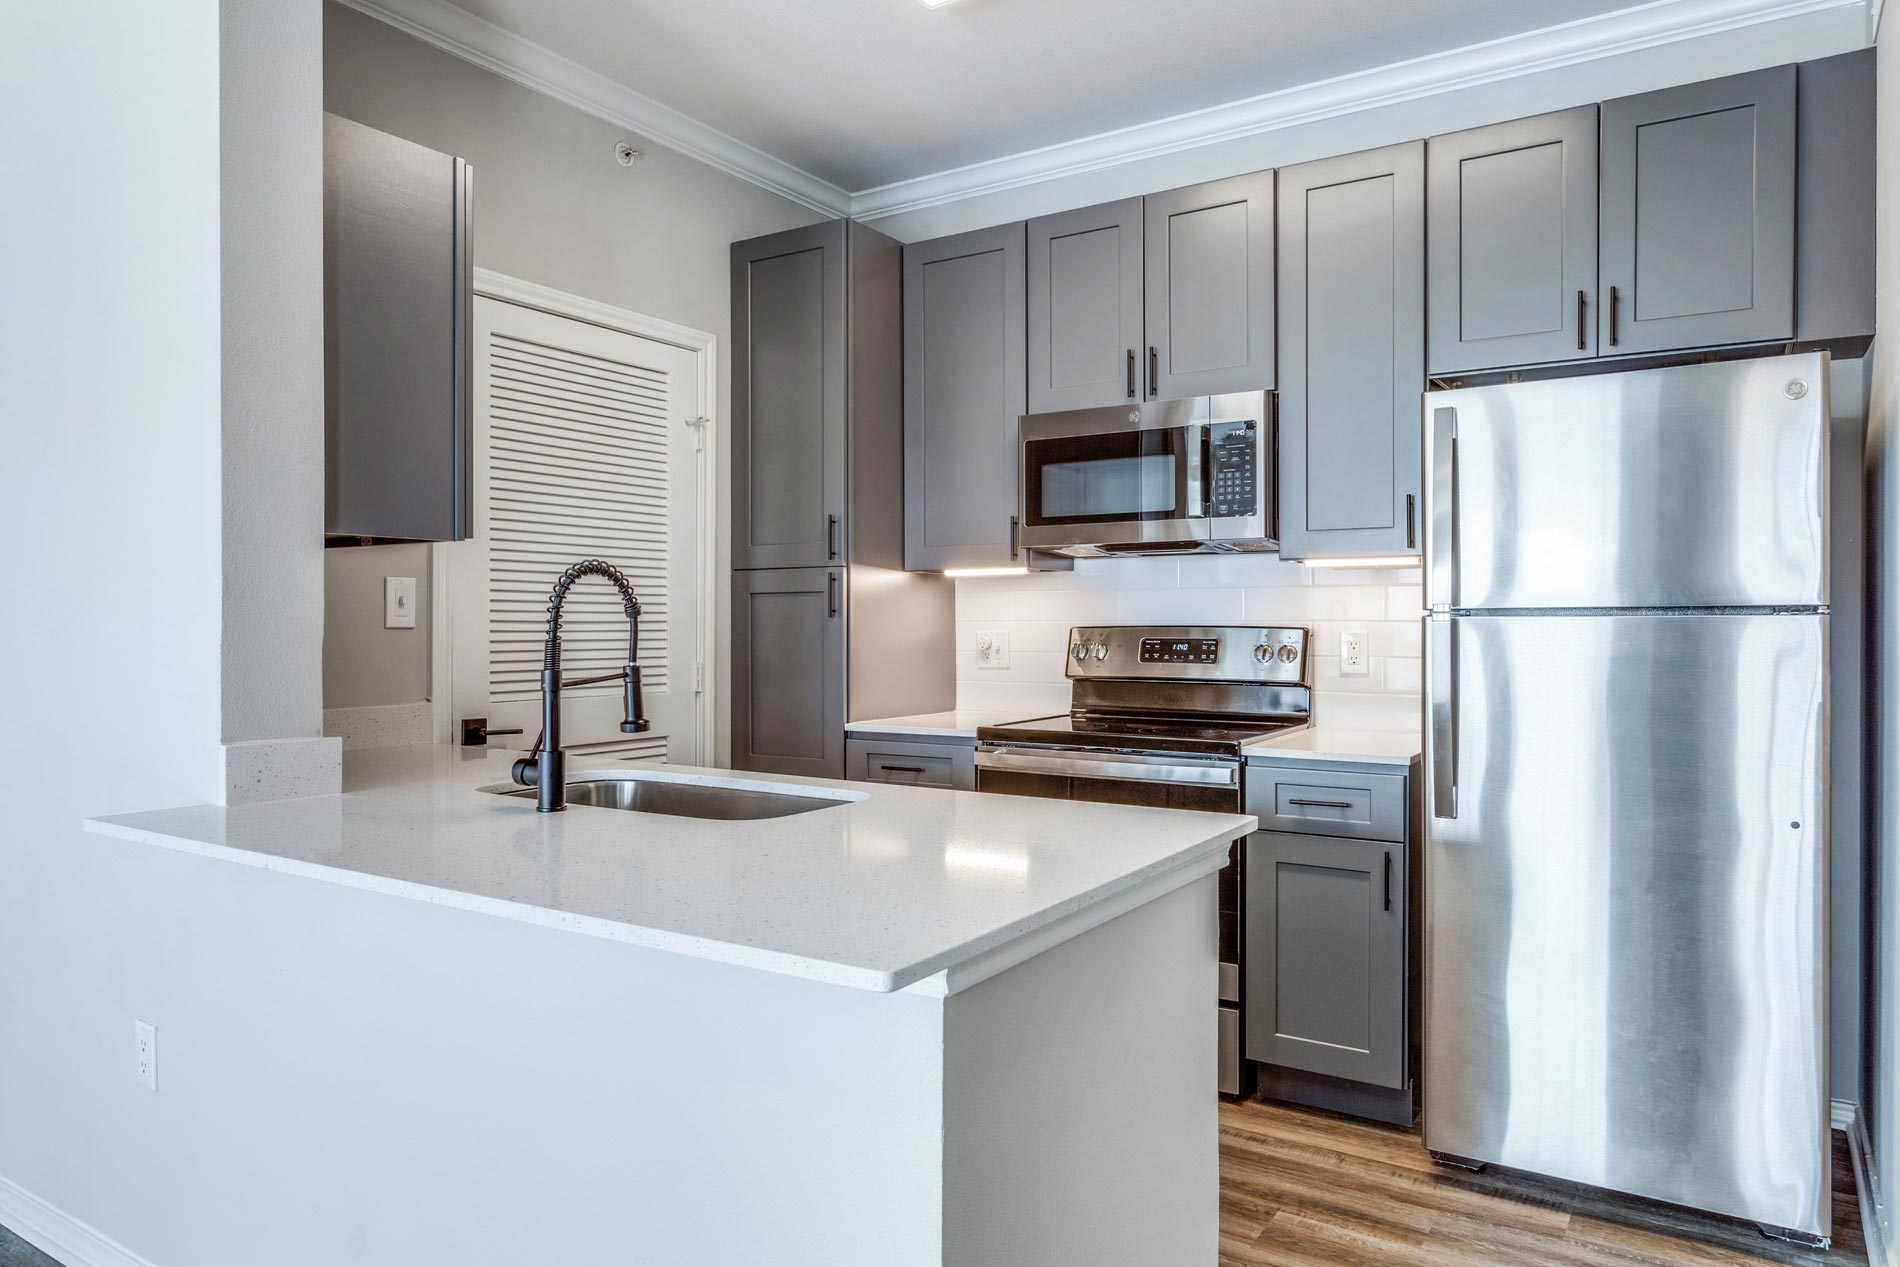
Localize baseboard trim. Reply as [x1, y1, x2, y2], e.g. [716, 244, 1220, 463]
[1846, 1106, 1891, 1267]
[0, 1173, 156, 1267]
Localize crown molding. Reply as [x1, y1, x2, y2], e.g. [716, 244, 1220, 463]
[332, 0, 852, 217]
[340, 0, 1867, 225]
[850, 0, 1869, 219]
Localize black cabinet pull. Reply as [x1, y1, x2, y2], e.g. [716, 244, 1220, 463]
[1148, 345, 1158, 397]
[827, 571, 839, 618]
[1405, 493, 1416, 550]
[1287, 797, 1353, 809]
[1126, 348, 1136, 399]
[879, 765, 926, 775]
[1609, 286, 1619, 347]
[1576, 290, 1586, 351]
[1009, 513, 1020, 561]
[1383, 851, 1393, 912]
[827, 513, 839, 560]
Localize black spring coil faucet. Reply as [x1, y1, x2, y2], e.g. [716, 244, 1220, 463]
[509, 559, 650, 812]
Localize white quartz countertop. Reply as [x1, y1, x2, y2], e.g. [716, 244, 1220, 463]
[844, 710, 1039, 739]
[86, 746, 1251, 994]
[1245, 726, 1421, 767]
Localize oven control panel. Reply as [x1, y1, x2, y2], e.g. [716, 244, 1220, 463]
[1067, 625, 1308, 684]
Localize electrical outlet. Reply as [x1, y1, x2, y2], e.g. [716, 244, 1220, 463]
[1339, 631, 1368, 677]
[974, 629, 1011, 670]
[385, 576, 417, 629]
[134, 1020, 157, 1091]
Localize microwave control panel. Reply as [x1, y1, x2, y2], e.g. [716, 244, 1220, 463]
[1208, 420, 1258, 519]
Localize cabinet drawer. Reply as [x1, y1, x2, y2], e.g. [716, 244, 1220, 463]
[846, 738, 974, 790]
[1247, 766, 1406, 841]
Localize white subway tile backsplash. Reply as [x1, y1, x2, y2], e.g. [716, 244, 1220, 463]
[954, 556, 1424, 726]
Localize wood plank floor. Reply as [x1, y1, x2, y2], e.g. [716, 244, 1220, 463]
[1220, 1100, 1865, 1267]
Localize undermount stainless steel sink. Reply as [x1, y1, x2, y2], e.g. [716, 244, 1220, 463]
[481, 775, 845, 821]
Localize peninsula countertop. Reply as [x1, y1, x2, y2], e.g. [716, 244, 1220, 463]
[85, 746, 1251, 994]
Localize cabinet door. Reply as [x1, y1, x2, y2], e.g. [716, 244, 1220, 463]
[903, 224, 1027, 572]
[1278, 143, 1424, 561]
[1244, 831, 1406, 1088]
[731, 567, 844, 778]
[732, 222, 847, 571]
[1600, 66, 1795, 354]
[1026, 198, 1143, 413]
[1143, 171, 1276, 399]
[1427, 107, 1598, 375]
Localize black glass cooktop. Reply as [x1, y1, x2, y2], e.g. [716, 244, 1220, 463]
[977, 712, 1307, 759]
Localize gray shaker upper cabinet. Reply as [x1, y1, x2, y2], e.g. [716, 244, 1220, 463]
[324, 114, 473, 542]
[1027, 198, 1144, 412]
[1599, 66, 1796, 355]
[732, 221, 847, 571]
[1143, 171, 1276, 399]
[1278, 143, 1424, 562]
[903, 224, 1028, 573]
[1427, 106, 1598, 375]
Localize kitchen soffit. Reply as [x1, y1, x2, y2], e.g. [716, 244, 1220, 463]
[336, 0, 1871, 218]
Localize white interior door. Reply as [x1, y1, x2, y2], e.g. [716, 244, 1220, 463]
[450, 295, 706, 763]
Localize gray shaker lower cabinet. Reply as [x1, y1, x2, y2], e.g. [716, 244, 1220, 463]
[903, 224, 1027, 572]
[1599, 65, 1796, 355]
[845, 735, 976, 790]
[732, 567, 844, 779]
[1277, 143, 1424, 562]
[1244, 757, 1419, 1125]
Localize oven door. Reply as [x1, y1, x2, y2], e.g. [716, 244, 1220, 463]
[975, 745, 1248, 1095]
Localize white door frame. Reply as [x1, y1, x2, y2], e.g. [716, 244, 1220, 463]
[432, 269, 719, 765]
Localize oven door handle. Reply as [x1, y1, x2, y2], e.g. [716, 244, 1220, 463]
[975, 746, 1239, 788]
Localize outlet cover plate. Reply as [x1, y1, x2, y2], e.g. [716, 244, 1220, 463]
[1339, 630, 1368, 677]
[975, 629, 1011, 670]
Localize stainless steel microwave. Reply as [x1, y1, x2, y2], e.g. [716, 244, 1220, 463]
[1016, 391, 1276, 558]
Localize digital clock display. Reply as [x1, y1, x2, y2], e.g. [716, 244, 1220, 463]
[1140, 637, 1220, 664]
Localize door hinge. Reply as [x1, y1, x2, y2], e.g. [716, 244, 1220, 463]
[694, 661, 705, 694]
[684, 415, 709, 451]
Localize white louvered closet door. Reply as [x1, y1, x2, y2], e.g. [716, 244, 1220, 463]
[451, 296, 705, 764]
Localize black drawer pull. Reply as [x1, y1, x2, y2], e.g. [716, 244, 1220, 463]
[1148, 345, 1158, 397]
[1287, 797, 1353, 809]
[1383, 851, 1393, 912]
[1405, 493, 1416, 550]
[1576, 289, 1586, 351]
[1126, 348, 1136, 399]
[879, 764, 927, 774]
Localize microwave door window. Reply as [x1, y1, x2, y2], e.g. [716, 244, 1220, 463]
[1025, 430, 1184, 527]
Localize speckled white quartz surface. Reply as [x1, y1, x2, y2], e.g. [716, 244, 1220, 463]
[86, 746, 1251, 993]
[1245, 726, 1422, 767]
[844, 710, 1039, 739]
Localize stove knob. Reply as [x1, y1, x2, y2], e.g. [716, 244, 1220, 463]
[1093, 644, 1109, 661]
[1072, 643, 1090, 664]
[1252, 644, 1272, 663]
[1278, 645, 1299, 664]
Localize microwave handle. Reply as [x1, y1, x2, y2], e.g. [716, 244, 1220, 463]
[1199, 425, 1213, 516]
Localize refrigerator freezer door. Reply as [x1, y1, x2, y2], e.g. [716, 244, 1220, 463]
[1423, 353, 1828, 611]
[1422, 611, 1829, 1237]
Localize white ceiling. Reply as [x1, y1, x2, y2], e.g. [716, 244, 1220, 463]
[431, 0, 1644, 192]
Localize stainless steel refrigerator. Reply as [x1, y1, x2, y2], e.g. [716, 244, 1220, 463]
[1421, 353, 1831, 1244]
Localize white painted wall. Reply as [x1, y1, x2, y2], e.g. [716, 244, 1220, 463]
[956, 558, 1424, 729]
[323, 544, 434, 709]
[0, 0, 229, 1250]
[866, 4, 1867, 241]
[1864, 5, 1900, 1250]
[322, 2, 825, 765]
[222, 0, 327, 747]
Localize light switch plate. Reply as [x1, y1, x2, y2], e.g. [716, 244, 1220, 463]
[974, 629, 1010, 669]
[385, 576, 418, 629]
[1339, 630, 1368, 676]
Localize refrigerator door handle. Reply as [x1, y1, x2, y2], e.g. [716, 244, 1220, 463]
[1429, 617, 1457, 819]
[1429, 406, 1457, 608]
